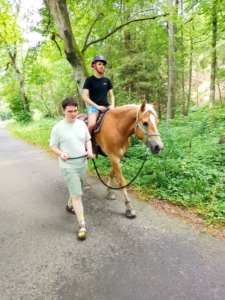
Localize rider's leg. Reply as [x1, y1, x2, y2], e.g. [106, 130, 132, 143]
[88, 113, 98, 134]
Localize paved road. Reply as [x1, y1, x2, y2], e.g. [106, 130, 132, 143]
[1, 122, 225, 300]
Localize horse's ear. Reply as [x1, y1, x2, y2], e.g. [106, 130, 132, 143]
[152, 101, 157, 109]
[140, 100, 147, 112]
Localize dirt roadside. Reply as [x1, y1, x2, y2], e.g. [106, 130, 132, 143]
[126, 185, 225, 241]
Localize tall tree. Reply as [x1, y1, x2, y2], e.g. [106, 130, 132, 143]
[166, 0, 176, 126]
[183, 21, 194, 116]
[209, 0, 217, 110]
[43, 0, 89, 99]
[0, 0, 31, 121]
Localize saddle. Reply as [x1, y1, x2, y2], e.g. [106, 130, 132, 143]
[78, 109, 110, 157]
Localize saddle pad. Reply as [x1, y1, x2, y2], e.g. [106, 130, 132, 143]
[78, 113, 88, 126]
[77, 109, 109, 133]
[94, 109, 109, 133]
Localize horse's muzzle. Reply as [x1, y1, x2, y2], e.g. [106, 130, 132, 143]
[148, 140, 164, 154]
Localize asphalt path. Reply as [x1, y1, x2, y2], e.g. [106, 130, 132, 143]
[1, 121, 225, 300]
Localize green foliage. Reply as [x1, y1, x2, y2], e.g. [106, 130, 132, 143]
[3, 84, 32, 123]
[0, 0, 21, 43]
[0, 101, 12, 120]
[0, 109, 12, 120]
[6, 118, 60, 151]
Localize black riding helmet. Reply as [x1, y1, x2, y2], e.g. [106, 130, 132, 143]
[91, 55, 107, 67]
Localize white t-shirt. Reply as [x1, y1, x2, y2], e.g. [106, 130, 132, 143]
[50, 119, 91, 169]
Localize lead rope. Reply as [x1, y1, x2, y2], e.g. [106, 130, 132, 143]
[68, 148, 149, 190]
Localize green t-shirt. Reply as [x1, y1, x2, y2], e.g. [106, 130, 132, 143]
[50, 119, 91, 169]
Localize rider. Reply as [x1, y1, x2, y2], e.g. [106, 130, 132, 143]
[82, 55, 115, 134]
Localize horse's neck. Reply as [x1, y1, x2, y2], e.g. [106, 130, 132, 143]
[113, 106, 137, 136]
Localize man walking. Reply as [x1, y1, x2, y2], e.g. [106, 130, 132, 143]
[50, 98, 93, 240]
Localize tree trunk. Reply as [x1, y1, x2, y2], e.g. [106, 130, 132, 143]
[181, 53, 186, 115]
[217, 83, 222, 102]
[180, 0, 186, 116]
[186, 23, 194, 116]
[209, 0, 217, 110]
[19, 76, 29, 114]
[9, 49, 30, 115]
[44, 0, 89, 98]
[40, 85, 54, 117]
[166, 0, 176, 126]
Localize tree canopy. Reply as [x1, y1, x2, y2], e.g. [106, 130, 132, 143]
[0, 0, 225, 122]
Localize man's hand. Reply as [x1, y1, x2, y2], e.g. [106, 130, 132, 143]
[86, 150, 93, 159]
[60, 152, 69, 162]
[97, 105, 108, 112]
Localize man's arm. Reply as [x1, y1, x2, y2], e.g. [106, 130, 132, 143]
[108, 89, 115, 109]
[82, 89, 97, 108]
[85, 140, 93, 159]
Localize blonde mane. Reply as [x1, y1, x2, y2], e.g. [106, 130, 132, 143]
[114, 103, 157, 116]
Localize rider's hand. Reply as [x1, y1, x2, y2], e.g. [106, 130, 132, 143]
[97, 105, 107, 112]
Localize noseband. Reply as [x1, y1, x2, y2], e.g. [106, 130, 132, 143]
[134, 106, 160, 137]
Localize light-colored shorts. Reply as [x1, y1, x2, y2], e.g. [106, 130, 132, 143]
[88, 106, 99, 115]
[61, 166, 87, 197]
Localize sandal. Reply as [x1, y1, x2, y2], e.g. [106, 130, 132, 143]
[65, 205, 76, 215]
[77, 225, 86, 240]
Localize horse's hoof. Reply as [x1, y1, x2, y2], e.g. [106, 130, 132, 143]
[126, 209, 136, 218]
[84, 184, 90, 190]
[107, 192, 116, 200]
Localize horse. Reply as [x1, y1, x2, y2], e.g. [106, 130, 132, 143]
[91, 100, 164, 218]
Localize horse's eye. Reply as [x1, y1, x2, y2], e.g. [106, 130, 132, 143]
[142, 121, 148, 127]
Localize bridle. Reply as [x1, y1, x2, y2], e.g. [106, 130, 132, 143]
[134, 106, 160, 137]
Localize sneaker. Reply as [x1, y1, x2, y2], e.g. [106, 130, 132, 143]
[65, 205, 76, 215]
[77, 225, 86, 240]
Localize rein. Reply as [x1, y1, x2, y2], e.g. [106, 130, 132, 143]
[91, 149, 149, 190]
[68, 149, 149, 190]
[68, 155, 87, 159]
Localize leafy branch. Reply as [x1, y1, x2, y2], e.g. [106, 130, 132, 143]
[81, 13, 169, 53]
[83, 12, 104, 52]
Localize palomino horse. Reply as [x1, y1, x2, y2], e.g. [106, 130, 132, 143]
[93, 100, 163, 218]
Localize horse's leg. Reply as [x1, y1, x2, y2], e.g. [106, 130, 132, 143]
[107, 167, 116, 200]
[84, 178, 90, 190]
[109, 159, 136, 218]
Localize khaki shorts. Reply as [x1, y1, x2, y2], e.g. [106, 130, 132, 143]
[61, 165, 87, 197]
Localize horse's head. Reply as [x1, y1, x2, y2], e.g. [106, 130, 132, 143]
[134, 101, 164, 154]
